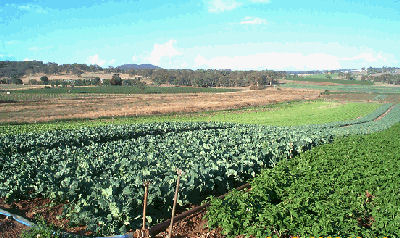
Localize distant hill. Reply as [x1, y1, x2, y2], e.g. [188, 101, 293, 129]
[117, 64, 162, 70]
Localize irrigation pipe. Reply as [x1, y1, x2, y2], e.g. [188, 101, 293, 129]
[0, 208, 34, 227]
[0, 183, 251, 237]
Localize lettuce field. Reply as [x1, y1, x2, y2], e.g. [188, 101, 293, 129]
[1, 103, 400, 235]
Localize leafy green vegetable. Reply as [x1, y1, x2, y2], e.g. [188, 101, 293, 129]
[207, 122, 400, 237]
[20, 217, 60, 238]
[0, 103, 399, 235]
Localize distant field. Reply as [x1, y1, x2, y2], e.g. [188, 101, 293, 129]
[0, 88, 321, 123]
[0, 100, 380, 134]
[181, 100, 380, 126]
[0, 84, 44, 90]
[300, 73, 340, 79]
[282, 83, 400, 94]
[0, 86, 238, 102]
[286, 76, 373, 85]
[3, 85, 237, 95]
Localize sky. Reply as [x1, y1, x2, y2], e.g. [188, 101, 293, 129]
[0, 0, 399, 70]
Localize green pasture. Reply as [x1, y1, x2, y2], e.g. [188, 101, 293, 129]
[282, 83, 400, 94]
[286, 75, 373, 85]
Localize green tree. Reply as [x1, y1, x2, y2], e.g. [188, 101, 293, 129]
[40, 76, 49, 85]
[92, 77, 101, 85]
[29, 79, 39, 85]
[110, 74, 122, 85]
[326, 74, 332, 80]
[10, 76, 23, 84]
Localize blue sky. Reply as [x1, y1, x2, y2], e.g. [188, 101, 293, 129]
[0, 0, 399, 70]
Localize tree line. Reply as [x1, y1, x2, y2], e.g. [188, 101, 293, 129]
[0, 61, 103, 78]
[25, 74, 145, 87]
[0, 61, 285, 87]
[20, 70, 283, 88]
[127, 69, 284, 87]
[3, 61, 398, 87]
[362, 74, 400, 85]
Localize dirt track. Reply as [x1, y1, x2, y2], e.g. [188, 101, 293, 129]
[0, 88, 321, 123]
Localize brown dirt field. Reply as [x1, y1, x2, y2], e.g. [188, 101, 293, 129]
[0, 197, 224, 238]
[156, 210, 225, 238]
[0, 88, 321, 123]
[0, 214, 27, 238]
[0, 198, 91, 237]
[0, 197, 220, 238]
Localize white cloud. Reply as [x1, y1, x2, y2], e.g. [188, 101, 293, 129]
[194, 52, 342, 70]
[205, 0, 269, 13]
[180, 62, 189, 68]
[147, 40, 182, 65]
[19, 4, 47, 13]
[132, 56, 137, 62]
[194, 55, 208, 67]
[87, 54, 106, 66]
[23, 58, 32, 61]
[341, 52, 387, 63]
[6, 3, 47, 14]
[207, 0, 241, 13]
[193, 50, 398, 70]
[249, 0, 270, 3]
[240, 16, 267, 25]
[86, 55, 117, 66]
[6, 40, 19, 45]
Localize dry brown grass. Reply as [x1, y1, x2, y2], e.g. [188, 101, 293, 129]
[21, 72, 145, 84]
[0, 88, 321, 123]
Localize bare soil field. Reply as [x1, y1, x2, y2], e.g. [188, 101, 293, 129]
[0, 88, 320, 123]
[0, 214, 27, 238]
[0, 197, 221, 238]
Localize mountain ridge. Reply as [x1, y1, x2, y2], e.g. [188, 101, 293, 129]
[117, 64, 162, 70]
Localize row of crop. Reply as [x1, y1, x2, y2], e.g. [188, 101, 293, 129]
[1, 126, 322, 234]
[291, 102, 391, 130]
[0, 104, 399, 235]
[0, 103, 392, 156]
[0, 122, 230, 156]
[206, 122, 400, 237]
